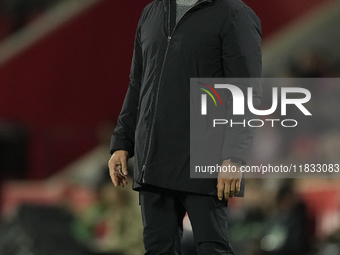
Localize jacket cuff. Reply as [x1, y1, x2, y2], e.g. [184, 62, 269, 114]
[221, 145, 251, 165]
[109, 135, 134, 157]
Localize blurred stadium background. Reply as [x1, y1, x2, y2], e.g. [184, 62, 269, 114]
[0, 0, 340, 254]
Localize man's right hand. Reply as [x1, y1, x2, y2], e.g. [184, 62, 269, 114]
[108, 150, 129, 188]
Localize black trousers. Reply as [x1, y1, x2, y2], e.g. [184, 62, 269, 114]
[139, 185, 234, 255]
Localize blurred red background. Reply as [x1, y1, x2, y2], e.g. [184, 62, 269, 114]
[0, 0, 334, 179]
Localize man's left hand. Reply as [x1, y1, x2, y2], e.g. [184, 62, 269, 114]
[217, 160, 243, 201]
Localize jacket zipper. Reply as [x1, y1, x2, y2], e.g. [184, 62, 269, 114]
[140, 0, 208, 183]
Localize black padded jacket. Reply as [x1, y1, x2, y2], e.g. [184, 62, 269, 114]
[110, 0, 262, 195]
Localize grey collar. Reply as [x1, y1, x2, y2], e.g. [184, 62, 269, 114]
[159, 0, 213, 2]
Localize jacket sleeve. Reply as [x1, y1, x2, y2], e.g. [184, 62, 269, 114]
[110, 19, 143, 157]
[220, 5, 262, 163]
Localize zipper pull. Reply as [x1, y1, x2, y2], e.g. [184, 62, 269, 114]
[168, 36, 171, 42]
[141, 165, 146, 183]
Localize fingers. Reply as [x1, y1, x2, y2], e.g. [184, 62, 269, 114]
[229, 180, 235, 198]
[224, 182, 230, 201]
[217, 179, 231, 201]
[117, 176, 126, 187]
[217, 161, 242, 200]
[108, 151, 129, 187]
[109, 164, 119, 187]
[217, 178, 242, 200]
[110, 171, 118, 187]
[117, 169, 128, 187]
[121, 159, 128, 176]
[229, 178, 242, 198]
[235, 179, 241, 195]
[110, 171, 128, 188]
[217, 179, 224, 201]
[108, 162, 117, 187]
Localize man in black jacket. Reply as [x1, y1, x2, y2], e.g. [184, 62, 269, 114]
[109, 0, 262, 254]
